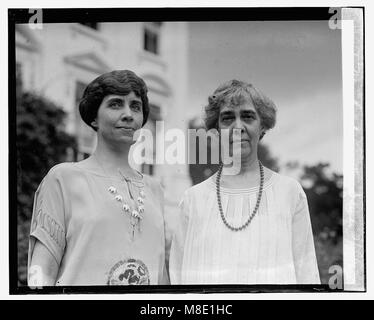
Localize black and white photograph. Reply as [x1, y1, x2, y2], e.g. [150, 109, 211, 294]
[7, 5, 365, 296]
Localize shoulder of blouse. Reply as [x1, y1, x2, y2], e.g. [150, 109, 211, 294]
[34, 163, 78, 202]
[42, 162, 79, 182]
[273, 172, 306, 199]
[182, 176, 212, 200]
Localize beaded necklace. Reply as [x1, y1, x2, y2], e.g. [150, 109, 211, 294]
[216, 161, 264, 231]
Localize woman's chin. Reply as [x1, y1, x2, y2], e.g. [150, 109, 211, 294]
[231, 143, 251, 156]
[113, 135, 136, 145]
[124, 138, 137, 145]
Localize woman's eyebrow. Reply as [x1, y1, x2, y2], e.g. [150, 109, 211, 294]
[106, 97, 123, 104]
[220, 110, 234, 117]
[131, 99, 142, 105]
[241, 110, 257, 115]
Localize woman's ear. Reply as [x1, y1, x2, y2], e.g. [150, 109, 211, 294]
[215, 125, 220, 136]
[91, 119, 98, 129]
[215, 122, 220, 135]
[259, 127, 266, 140]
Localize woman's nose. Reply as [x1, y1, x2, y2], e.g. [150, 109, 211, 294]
[120, 105, 133, 121]
[234, 118, 245, 131]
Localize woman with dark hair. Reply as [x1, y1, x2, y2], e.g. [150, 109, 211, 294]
[170, 80, 320, 285]
[28, 70, 170, 286]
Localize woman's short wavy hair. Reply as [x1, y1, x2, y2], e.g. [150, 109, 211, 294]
[205, 79, 277, 138]
[79, 70, 149, 131]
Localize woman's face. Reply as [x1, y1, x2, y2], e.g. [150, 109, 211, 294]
[94, 91, 144, 146]
[218, 96, 263, 159]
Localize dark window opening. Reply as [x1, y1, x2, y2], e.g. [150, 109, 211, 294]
[149, 104, 162, 121]
[142, 164, 154, 176]
[144, 29, 159, 55]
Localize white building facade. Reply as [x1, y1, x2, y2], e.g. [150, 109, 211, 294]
[16, 22, 192, 221]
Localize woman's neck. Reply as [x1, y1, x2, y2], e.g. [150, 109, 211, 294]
[221, 153, 262, 189]
[223, 153, 259, 175]
[239, 156, 259, 175]
[93, 139, 134, 176]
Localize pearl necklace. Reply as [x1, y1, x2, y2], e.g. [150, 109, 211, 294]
[94, 155, 146, 241]
[216, 161, 264, 232]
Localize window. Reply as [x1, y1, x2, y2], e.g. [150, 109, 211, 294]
[79, 22, 99, 30]
[188, 117, 220, 185]
[141, 163, 154, 176]
[143, 22, 162, 55]
[144, 29, 158, 54]
[139, 105, 161, 176]
[149, 103, 162, 121]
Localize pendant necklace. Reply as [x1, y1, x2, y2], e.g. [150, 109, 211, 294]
[94, 154, 146, 241]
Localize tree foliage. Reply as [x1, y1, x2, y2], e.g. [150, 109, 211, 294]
[17, 86, 76, 284]
[301, 163, 343, 242]
[292, 162, 343, 282]
[257, 143, 279, 172]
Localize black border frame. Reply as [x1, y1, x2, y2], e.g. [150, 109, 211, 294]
[9, 6, 366, 295]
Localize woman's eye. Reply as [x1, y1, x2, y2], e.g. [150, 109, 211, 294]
[131, 103, 141, 111]
[222, 117, 233, 122]
[243, 115, 255, 120]
[109, 102, 121, 108]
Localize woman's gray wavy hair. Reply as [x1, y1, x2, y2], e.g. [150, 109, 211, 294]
[204, 80, 277, 139]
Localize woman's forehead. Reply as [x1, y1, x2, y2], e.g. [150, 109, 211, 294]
[219, 95, 256, 112]
[102, 92, 141, 102]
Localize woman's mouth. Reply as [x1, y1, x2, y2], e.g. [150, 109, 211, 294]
[231, 138, 250, 144]
[116, 127, 134, 134]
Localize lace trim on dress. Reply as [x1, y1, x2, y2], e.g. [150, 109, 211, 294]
[208, 171, 277, 194]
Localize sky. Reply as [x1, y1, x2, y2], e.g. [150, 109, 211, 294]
[186, 21, 342, 174]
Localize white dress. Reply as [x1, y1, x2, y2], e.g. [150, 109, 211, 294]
[169, 170, 321, 285]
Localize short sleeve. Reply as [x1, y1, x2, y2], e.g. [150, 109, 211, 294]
[28, 167, 67, 270]
[158, 181, 172, 285]
[146, 176, 171, 284]
[169, 190, 190, 284]
[291, 186, 321, 284]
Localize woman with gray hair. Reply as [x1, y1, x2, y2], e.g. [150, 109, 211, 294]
[170, 79, 320, 285]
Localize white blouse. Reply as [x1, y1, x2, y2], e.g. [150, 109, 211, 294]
[28, 162, 169, 285]
[169, 170, 321, 285]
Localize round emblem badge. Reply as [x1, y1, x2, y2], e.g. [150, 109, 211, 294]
[107, 258, 150, 285]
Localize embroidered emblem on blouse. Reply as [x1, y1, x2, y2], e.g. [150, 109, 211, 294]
[107, 258, 150, 285]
